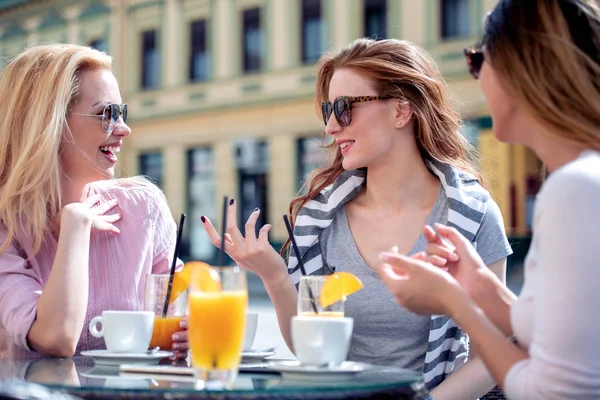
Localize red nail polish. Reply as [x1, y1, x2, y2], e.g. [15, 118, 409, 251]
[201, 216, 206, 223]
[229, 198, 234, 206]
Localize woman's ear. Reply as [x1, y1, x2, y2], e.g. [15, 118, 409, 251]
[394, 100, 413, 129]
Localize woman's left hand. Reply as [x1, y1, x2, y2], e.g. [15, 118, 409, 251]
[377, 250, 469, 317]
[171, 317, 189, 360]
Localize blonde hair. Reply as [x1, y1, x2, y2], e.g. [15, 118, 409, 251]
[0, 43, 113, 255]
[484, 0, 600, 150]
[283, 38, 480, 253]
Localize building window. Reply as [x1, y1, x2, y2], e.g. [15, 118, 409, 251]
[301, 0, 322, 63]
[297, 137, 328, 191]
[139, 152, 163, 188]
[235, 139, 269, 236]
[141, 29, 160, 89]
[364, 0, 387, 40]
[89, 38, 106, 52]
[189, 19, 210, 82]
[188, 148, 216, 263]
[441, 0, 470, 39]
[242, 8, 262, 73]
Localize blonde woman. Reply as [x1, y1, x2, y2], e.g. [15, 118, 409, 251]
[378, 1, 600, 399]
[0, 44, 187, 359]
[202, 38, 513, 399]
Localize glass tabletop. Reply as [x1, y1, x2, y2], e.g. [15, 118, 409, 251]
[0, 355, 427, 400]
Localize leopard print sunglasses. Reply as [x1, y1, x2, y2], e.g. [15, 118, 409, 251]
[321, 95, 392, 127]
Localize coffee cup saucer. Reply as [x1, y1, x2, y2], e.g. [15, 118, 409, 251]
[266, 360, 367, 382]
[81, 349, 173, 366]
[241, 347, 276, 363]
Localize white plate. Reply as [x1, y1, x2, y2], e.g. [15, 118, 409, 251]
[266, 360, 366, 382]
[81, 350, 173, 366]
[241, 350, 276, 362]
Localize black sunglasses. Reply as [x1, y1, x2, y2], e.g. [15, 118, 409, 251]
[321, 95, 392, 127]
[72, 103, 128, 133]
[464, 46, 485, 79]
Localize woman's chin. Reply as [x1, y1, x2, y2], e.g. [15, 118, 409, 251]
[341, 156, 365, 171]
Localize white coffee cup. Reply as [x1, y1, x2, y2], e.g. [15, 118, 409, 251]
[291, 316, 353, 366]
[89, 311, 154, 353]
[243, 312, 258, 351]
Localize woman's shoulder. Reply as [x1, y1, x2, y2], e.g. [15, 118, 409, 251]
[544, 150, 600, 194]
[85, 177, 167, 218]
[539, 150, 600, 212]
[86, 177, 164, 201]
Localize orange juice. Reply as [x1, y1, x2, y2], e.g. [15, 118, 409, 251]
[188, 291, 248, 370]
[149, 316, 183, 350]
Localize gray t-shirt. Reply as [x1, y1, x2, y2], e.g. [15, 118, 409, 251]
[319, 186, 512, 372]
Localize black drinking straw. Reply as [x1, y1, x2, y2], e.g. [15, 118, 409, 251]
[283, 215, 318, 314]
[219, 196, 228, 266]
[162, 213, 186, 318]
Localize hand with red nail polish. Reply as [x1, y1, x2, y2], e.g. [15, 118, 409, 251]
[200, 201, 288, 284]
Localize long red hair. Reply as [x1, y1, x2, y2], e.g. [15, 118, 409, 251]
[282, 38, 481, 256]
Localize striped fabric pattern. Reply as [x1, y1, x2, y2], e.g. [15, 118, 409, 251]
[288, 159, 490, 390]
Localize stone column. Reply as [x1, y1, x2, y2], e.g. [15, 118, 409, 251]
[162, 0, 184, 87]
[269, 0, 295, 69]
[330, 0, 352, 50]
[213, 0, 236, 78]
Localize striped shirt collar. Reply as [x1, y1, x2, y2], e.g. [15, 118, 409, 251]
[287, 159, 490, 389]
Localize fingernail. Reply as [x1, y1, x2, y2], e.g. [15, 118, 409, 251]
[449, 253, 459, 261]
[172, 334, 180, 341]
[229, 199, 234, 206]
[179, 319, 187, 328]
[254, 207, 259, 212]
[200, 216, 206, 223]
[172, 343, 181, 350]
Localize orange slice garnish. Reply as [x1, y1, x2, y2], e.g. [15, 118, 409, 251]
[169, 261, 220, 303]
[189, 262, 221, 293]
[319, 272, 364, 308]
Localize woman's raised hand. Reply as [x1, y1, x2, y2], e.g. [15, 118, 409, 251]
[60, 194, 122, 234]
[201, 199, 287, 283]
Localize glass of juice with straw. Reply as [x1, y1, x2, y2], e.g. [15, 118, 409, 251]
[188, 264, 247, 389]
[144, 274, 188, 350]
[298, 273, 364, 316]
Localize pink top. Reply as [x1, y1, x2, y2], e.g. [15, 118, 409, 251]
[0, 181, 183, 359]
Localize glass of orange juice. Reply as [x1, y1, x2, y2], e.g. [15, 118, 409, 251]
[298, 275, 345, 317]
[144, 274, 188, 351]
[188, 266, 247, 389]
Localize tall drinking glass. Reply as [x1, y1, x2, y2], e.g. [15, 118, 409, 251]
[188, 266, 247, 389]
[144, 274, 188, 351]
[297, 275, 345, 316]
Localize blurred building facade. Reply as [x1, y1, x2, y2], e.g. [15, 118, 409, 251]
[0, 0, 540, 263]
